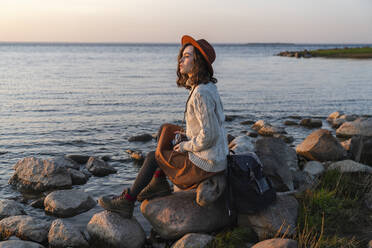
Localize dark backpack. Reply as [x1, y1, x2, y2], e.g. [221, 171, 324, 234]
[226, 152, 276, 215]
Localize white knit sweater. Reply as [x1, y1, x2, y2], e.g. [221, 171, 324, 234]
[179, 82, 229, 172]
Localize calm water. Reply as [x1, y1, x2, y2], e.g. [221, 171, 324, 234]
[1, 42, 372, 233]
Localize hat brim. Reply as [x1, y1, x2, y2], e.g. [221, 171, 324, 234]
[181, 35, 214, 76]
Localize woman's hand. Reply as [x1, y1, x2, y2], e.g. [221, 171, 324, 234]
[173, 142, 186, 153]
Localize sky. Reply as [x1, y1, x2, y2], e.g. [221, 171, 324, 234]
[1, 0, 372, 44]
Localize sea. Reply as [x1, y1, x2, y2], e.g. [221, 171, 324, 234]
[1, 42, 372, 234]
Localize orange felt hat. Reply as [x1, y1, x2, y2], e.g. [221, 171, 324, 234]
[181, 35, 216, 76]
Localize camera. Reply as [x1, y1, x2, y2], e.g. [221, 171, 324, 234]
[171, 133, 187, 147]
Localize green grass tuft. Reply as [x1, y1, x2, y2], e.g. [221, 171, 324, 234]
[205, 227, 257, 248]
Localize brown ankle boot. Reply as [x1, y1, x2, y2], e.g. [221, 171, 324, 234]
[136, 176, 172, 202]
[98, 189, 135, 218]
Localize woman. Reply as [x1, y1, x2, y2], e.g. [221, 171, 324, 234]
[98, 35, 229, 218]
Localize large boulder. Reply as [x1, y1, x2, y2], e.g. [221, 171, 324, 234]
[229, 136, 254, 154]
[8, 157, 72, 192]
[140, 191, 231, 239]
[0, 240, 45, 248]
[0, 215, 50, 244]
[44, 189, 96, 217]
[351, 135, 372, 166]
[252, 238, 298, 248]
[87, 211, 145, 248]
[171, 233, 214, 248]
[296, 129, 346, 161]
[238, 195, 298, 240]
[0, 200, 25, 220]
[336, 118, 372, 138]
[67, 168, 89, 185]
[255, 138, 298, 191]
[328, 160, 372, 174]
[85, 157, 117, 177]
[48, 219, 89, 248]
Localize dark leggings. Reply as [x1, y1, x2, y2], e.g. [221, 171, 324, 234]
[129, 151, 159, 196]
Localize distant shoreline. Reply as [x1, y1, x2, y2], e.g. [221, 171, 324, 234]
[277, 46, 372, 59]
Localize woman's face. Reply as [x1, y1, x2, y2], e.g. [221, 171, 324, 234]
[179, 45, 194, 76]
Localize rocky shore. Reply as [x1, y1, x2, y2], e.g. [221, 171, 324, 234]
[1, 111, 372, 247]
[277, 46, 372, 59]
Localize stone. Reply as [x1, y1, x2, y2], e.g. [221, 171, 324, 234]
[52, 156, 80, 170]
[44, 189, 96, 217]
[30, 198, 44, 209]
[273, 134, 294, 144]
[48, 219, 89, 248]
[0, 200, 25, 220]
[8, 157, 72, 193]
[229, 136, 255, 154]
[303, 161, 325, 177]
[171, 233, 214, 248]
[0, 215, 50, 244]
[251, 238, 298, 248]
[336, 118, 372, 138]
[0, 240, 45, 248]
[284, 120, 298, 126]
[299, 118, 322, 128]
[340, 139, 352, 151]
[128, 133, 153, 142]
[85, 156, 116, 177]
[141, 191, 231, 239]
[87, 211, 145, 248]
[240, 195, 298, 240]
[331, 118, 346, 128]
[327, 111, 344, 123]
[351, 135, 372, 166]
[296, 129, 346, 161]
[328, 160, 372, 174]
[196, 173, 226, 207]
[247, 132, 259, 138]
[252, 120, 267, 131]
[339, 114, 358, 122]
[364, 192, 372, 211]
[255, 138, 298, 191]
[68, 168, 89, 185]
[258, 125, 286, 137]
[292, 170, 317, 192]
[65, 154, 90, 164]
[240, 120, 256, 125]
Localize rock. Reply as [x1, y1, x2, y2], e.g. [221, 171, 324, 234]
[287, 115, 302, 120]
[240, 195, 298, 240]
[196, 173, 226, 207]
[273, 134, 294, 143]
[331, 118, 346, 128]
[327, 111, 344, 122]
[171, 233, 214, 248]
[128, 133, 153, 142]
[52, 156, 80, 170]
[364, 192, 372, 211]
[87, 211, 145, 248]
[65, 154, 90, 164]
[340, 139, 352, 151]
[48, 219, 89, 248]
[303, 161, 325, 177]
[258, 125, 286, 137]
[252, 120, 267, 131]
[247, 132, 258, 138]
[85, 157, 116, 177]
[0, 215, 50, 244]
[68, 168, 89, 185]
[351, 135, 372, 166]
[8, 157, 72, 193]
[296, 129, 346, 161]
[339, 114, 358, 122]
[328, 160, 372, 174]
[0, 240, 45, 248]
[255, 138, 298, 191]
[240, 120, 256, 125]
[44, 189, 96, 217]
[30, 198, 44, 209]
[229, 136, 255, 154]
[369, 240, 372, 248]
[284, 120, 298, 126]
[251, 238, 298, 248]
[227, 134, 236, 144]
[225, 115, 237, 122]
[141, 191, 231, 239]
[292, 170, 317, 192]
[336, 118, 372, 138]
[299, 118, 322, 128]
[0, 200, 25, 220]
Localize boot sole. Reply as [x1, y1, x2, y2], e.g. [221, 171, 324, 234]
[137, 190, 172, 202]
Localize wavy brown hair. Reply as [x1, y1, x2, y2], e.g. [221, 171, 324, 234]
[176, 44, 217, 89]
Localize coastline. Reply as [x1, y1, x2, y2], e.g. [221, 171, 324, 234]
[277, 46, 372, 59]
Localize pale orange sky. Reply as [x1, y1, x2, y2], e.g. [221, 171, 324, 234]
[1, 0, 372, 43]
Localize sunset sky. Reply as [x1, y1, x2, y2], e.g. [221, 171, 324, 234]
[1, 0, 372, 43]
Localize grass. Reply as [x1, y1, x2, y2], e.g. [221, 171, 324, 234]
[310, 47, 372, 58]
[205, 227, 257, 248]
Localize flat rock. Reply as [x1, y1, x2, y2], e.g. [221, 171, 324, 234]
[87, 211, 145, 248]
[303, 161, 325, 177]
[0, 240, 45, 248]
[48, 219, 89, 248]
[299, 118, 322, 128]
[296, 129, 346, 161]
[284, 120, 298, 126]
[65, 154, 90, 164]
[85, 157, 116, 177]
[171, 233, 214, 248]
[0, 215, 50, 244]
[240, 120, 256, 125]
[328, 160, 372, 174]
[44, 189, 96, 217]
[351, 135, 372, 166]
[141, 191, 231, 239]
[68, 168, 89, 185]
[258, 125, 286, 137]
[252, 238, 298, 248]
[0, 200, 25, 220]
[52, 156, 80, 170]
[336, 118, 372, 138]
[255, 137, 298, 191]
[229, 136, 255, 154]
[128, 133, 153, 142]
[273, 134, 294, 144]
[8, 157, 72, 193]
[327, 111, 344, 122]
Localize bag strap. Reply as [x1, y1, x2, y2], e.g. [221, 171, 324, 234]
[180, 86, 196, 131]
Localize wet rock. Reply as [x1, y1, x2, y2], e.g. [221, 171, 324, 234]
[251, 238, 298, 248]
[303, 161, 325, 177]
[364, 192, 372, 211]
[296, 129, 346, 161]
[287, 115, 302, 120]
[85, 157, 116, 177]
[247, 131, 258, 138]
[284, 120, 298, 126]
[251, 120, 267, 131]
[328, 160, 372, 174]
[229, 136, 255, 154]
[273, 134, 294, 143]
[171, 233, 213, 248]
[227, 134, 236, 144]
[339, 114, 359, 122]
[299, 118, 322, 128]
[239, 195, 298, 240]
[141, 191, 231, 239]
[48, 219, 89, 248]
[340, 138, 352, 151]
[240, 120, 256, 125]
[336, 118, 372, 138]
[0, 215, 50, 244]
[225, 115, 238, 122]
[128, 133, 153, 142]
[331, 118, 346, 128]
[255, 138, 298, 191]
[30, 198, 45, 209]
[87, 211, 145, 248]
[351, 135, 372, 166]
[44, 189, 96, 217]
[52, 156, 80, 170]
[65, 154, 90, 164]
[8, 157, 72, 193]
[258, 125, 286, 137]
[0, 200, 25, 220]
[68, 168, 89, 185]
[292, 170, 317, 192]
[0, 240, 46, 248]
[327, 111, 344, 123]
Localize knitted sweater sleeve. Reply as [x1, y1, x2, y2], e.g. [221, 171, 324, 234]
[181, 91, 218, 152]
